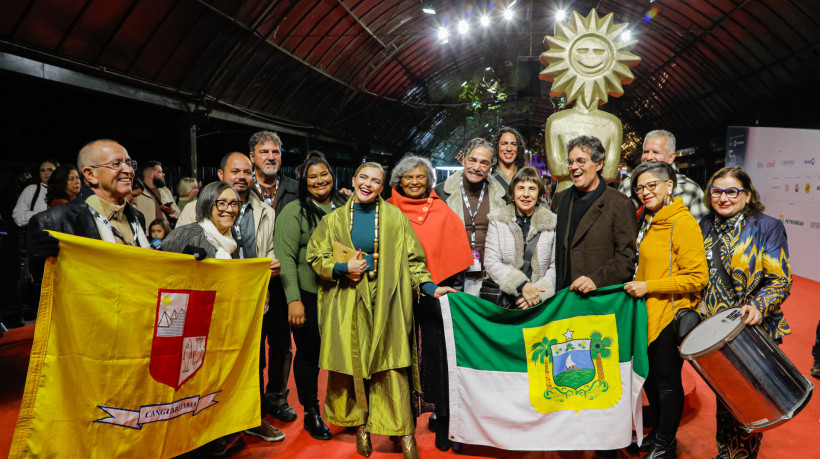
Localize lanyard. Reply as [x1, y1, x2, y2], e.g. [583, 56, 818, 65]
[86, 203, 143, 247]
[460, 181, 486, 248]
[254, 173, 279, 208]
[233, 200, 251, 258]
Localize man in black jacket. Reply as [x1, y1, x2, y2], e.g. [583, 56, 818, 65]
[28, 139, 148, 280]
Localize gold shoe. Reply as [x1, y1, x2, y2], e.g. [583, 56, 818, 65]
[356, 425, 372, 458]
[400, 434, 419, 459]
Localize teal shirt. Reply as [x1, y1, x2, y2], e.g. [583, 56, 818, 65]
[274, 200, 335, 304]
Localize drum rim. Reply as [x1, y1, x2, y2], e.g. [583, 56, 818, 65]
[679, 308, 747, 360]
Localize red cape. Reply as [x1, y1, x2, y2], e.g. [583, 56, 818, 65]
[388, 189, 474, 284]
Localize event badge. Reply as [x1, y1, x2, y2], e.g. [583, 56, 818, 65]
[468, 250, 482, 272]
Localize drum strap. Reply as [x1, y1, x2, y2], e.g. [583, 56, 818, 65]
[709, 227, 735, 292]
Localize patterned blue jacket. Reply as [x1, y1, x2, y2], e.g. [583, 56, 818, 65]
[700, 212, 792, 340]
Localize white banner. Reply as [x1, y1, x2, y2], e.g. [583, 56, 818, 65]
[726, 126, 820, 282]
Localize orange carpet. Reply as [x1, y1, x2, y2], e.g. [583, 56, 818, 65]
[3, 276, 819, 458]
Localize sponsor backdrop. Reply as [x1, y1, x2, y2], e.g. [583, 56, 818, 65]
[726, 126, 820, 282]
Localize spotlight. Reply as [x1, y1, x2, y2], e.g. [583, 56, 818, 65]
[458, 19, 469, 35]
[620, 30, 632, 41]
[422, 2, 436, 15]
[556, 10, 566, 21]
[479, 14, 490, 27]
[438, 26, 449, 42]
[503, 8, 514, 21]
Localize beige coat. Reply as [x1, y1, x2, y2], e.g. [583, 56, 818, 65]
[133, 186, 180, 231]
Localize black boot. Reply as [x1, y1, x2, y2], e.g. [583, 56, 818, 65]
[644, 434, 677, 459]
[639, 429, 658, 452]
[304, 405, 332, 440]
[435, 414, 451, 451]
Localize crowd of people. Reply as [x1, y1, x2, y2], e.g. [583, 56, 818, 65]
[0, 126, 802, 459]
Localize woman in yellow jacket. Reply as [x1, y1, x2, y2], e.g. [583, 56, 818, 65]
[623, 161, 708, 459]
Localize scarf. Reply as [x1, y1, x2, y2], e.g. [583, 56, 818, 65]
[198, 218, 237, 259]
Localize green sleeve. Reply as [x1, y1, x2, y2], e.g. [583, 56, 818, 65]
[306, 214, 338, 282]
[274, 202, 304, 304]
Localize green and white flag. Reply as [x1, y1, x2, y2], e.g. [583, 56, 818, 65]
[441, 286, 649, 450]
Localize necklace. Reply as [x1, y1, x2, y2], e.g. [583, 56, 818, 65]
[349, 201, 379, 280]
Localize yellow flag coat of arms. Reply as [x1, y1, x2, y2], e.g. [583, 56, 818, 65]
[10, 232, 271, 458]
[440, 287, 649, 451]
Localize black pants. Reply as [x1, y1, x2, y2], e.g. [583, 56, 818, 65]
[264, 279, 292, 406]
[292, 290, 321, 409]
[644, 321, 684, 439]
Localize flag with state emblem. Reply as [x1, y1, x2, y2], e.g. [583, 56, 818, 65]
[10, 231, 271, 458]
[441, 286, 649, 450]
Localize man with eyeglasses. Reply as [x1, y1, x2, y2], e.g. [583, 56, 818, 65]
[551, 135, 637, 293]
[133, 160, 180, 231]
[434, 138, 509, 295]
[618, 129, 707, 222]
[176, 151, 285, 444]
[27, 140, 150, 281]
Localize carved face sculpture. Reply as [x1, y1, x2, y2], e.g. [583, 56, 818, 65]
[571, 35, 612, 77]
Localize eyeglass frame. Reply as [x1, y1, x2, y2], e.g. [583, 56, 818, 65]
[88, 159, 138, 171]
[708, 186, 746, 199]
[564, 157, 594, 167]
[213, 200, 241, 211]
[633, 179, 672, 195]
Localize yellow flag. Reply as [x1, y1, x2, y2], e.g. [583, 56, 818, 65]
[10, 232, 271, 458]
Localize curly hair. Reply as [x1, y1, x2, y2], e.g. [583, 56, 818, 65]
[494, 127, 527, 171]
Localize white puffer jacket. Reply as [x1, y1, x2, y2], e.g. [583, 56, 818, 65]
[484, 204, 558, 302]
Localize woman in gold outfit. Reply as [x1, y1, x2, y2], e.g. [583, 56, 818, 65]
[307, 162, 455, 458]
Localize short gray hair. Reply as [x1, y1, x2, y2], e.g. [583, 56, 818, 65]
[567, 135, 606, 164]
[644, 129, 676, 154]
[462, 138, 497, 167]
[249, 131, 282, 153]
[196, 182, 239, 223]
[389, 155, 436, 191]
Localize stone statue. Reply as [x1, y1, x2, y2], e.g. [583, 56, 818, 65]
[540, 9, 640, 191]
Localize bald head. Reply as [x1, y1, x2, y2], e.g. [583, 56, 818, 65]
[78, 139, 124, 170]
[78, 139, 135, 204]
[217, 152, 253, 200]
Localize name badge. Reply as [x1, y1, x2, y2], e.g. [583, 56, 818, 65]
[468, 249, 482, 272]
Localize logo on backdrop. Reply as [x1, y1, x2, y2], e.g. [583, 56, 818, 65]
[804, 158, 815, 166]
[150, 289, 216, 389]
[782, 160, 795, 166]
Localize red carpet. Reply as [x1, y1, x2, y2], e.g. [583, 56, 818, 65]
[3, 276, 819, 458]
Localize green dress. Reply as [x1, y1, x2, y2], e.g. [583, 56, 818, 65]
[306, 197, 432, 434]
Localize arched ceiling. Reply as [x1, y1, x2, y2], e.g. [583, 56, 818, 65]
[1, 0, 818, 164]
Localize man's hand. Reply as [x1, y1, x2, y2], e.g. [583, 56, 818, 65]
[32, 230, 60, 258]
[623, 281, 648, 297]
[570, 276, 597, 294]
[269, 258, 281, 277]
[288, 300, 306, 329]
[159, 204, 173, 214]
[740, 304, 763, 325]
[433, 286, 457, 299]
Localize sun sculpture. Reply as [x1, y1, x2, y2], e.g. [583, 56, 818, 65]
[540, 9, 640, 190]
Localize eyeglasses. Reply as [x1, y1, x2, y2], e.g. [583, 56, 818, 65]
[634, 180, 669, 194]
[213, 200, 241, 211]
[565, 157, 590, 167]
[89, 159, 137, 171]
[709, 186, 746, 199]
